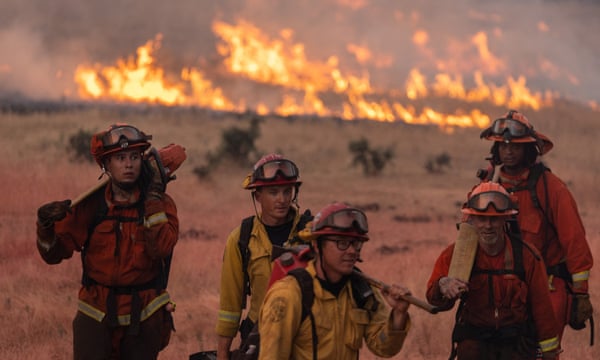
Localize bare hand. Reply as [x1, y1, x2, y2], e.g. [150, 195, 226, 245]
[439, 277, 468, 300]
[381, 284, 411, 313]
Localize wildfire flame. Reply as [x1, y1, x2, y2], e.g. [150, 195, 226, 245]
[74, 19, 561, 130]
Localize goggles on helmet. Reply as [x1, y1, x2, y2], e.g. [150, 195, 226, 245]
[101, 125, 152, 150]
[490, 118, 532, 138]
[324, 237, 365, 251]
[314, 208, 369, 234]
[252, 159, 299, 182]
[467, 191, 514, 213]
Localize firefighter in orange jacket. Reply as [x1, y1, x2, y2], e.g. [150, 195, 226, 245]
[216, 154, 309, 359]
[36, 124, 179, 359]
[478, 110, 593, 347]
[259, 202, 411, 359]
[428, 182, 561, 359]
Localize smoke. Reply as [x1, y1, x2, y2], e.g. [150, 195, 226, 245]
[0, 0, 599, 103]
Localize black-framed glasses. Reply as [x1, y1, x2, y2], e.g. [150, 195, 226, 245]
[252, 159, 299, 181]
[325, 238, 365, 251]
[490, 118, 531, 138]
[467, 191, 514, 212]
[314, 208, 368, 234]
[102, 125, 152, 149]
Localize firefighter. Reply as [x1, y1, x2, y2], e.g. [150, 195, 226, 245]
[36, 123, 179, 359]
[258, 202, 411, 359]
[478, 110, 594, 348]
[215, 154, 311, 359]
[427, 182, 560, 359]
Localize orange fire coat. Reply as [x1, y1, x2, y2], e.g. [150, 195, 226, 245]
[498, 167, 593, 291]
[427, 237, 559, 354]
[36, 185, 178, 325]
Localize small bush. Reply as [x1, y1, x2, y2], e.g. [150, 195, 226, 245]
[425, 151, 452, 174]
[348, 137, 394, 176]
[193, 116, 262, 178]
[67, 129, 95, 163]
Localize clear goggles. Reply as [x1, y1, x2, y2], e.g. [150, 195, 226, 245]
[490, 118, 531, 138]
[101, 125, 151, 149]
[326, 238, 365, 251]
[252, 159, 299, 181]
[467, 191, 514, 212]
[314, 208, 369, 234]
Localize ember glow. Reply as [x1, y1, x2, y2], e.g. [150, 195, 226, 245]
[71, 14, 569, 130]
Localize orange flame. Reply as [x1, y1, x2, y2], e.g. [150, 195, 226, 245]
[74, 19, 565, 130]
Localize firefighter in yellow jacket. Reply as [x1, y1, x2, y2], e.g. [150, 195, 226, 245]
[258, 202, 411, 359]
[216, 154, 311, 359]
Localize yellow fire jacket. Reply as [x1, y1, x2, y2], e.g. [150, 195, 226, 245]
[216, 207, 306, 337]
[258, 261, 410, 359]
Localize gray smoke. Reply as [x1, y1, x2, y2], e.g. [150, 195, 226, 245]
[0, 0, 598, 104]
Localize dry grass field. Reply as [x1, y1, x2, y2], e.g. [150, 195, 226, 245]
[1, 102, 598, 359]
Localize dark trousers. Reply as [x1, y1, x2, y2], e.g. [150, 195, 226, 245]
[73, 310, 166, 360]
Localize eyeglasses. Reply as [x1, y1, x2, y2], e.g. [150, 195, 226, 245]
[314, 208, 369, 234]
[252, 159, 299, 181]
[467, 191, 514, 212]
[490, 118, 531, 138]
[325, 237, 365, 251]
[102, 125, 152, 149]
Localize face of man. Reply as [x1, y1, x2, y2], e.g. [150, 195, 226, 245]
[254, 184, 295, 226]
[104, 149, 143, 190]
[317, 235, 364, 282]
[470, 215, 507, 255]
[498, 142, 526, 172]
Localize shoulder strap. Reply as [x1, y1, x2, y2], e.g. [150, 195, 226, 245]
[288, 268, 317, 360]
[350, 269, 379, 311]
[239, 215, 255, 309]
[298, 209, 313, 231]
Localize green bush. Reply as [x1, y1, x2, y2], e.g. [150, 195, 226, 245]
[425, 151, 451, 173]
[68, 129, 95, 163]
[348, 137, 394, 176]
[193, 116, 262, 178]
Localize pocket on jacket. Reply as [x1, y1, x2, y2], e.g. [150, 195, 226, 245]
[345, 308, 369, 350]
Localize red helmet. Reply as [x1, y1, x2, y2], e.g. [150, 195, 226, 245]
[461, 182, 518, 216]
[479, 110, 553, 155]
[243, 154, 302, 189]
[90, 123, 152, 167]
[299, 202, 369, 241]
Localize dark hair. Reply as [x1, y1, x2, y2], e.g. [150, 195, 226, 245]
[490, 142, 539, 166]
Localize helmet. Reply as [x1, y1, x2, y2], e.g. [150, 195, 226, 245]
[479, 110, 553, 155]
[298, 202, 369, 242]
[90, 123, 152, 167]
[242, 153, 302, 189]
[461, 182, 518, 216]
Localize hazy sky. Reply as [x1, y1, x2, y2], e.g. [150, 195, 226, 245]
[1, 0, 598, 104]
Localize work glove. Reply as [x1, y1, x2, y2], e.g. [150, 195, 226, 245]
[144, 148, 168, 200]
[37, 200, 71, 228]
[569, 293, 593, 330]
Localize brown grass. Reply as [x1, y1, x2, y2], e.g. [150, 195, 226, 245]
[1, 103, 598, 359]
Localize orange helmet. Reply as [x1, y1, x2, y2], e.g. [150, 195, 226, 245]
[90, 123, 152, 167]
[298, 202, 369, 242]
[242, 153, 302, 189]
[479, 110, 553, 155]
[461, 182, 518, 216]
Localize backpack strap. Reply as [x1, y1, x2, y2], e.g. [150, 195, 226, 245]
[238, 215, 255, 309]
[350, 268, 379, 311]
[288, 268, 317, 360]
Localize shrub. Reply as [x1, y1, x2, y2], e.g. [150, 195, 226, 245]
[348, 137, 394, 176]
[67, 129, 95, 163]
[425, 151, 452, 173]
[193, 116, 262, 178]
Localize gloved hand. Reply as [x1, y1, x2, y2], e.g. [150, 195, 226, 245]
[145, 149, 167, 200]
[37, 200, 71, 228]
[569, 293, 593, 330]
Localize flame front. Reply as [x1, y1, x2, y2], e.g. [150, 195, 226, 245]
[74, 19, 562, 130]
